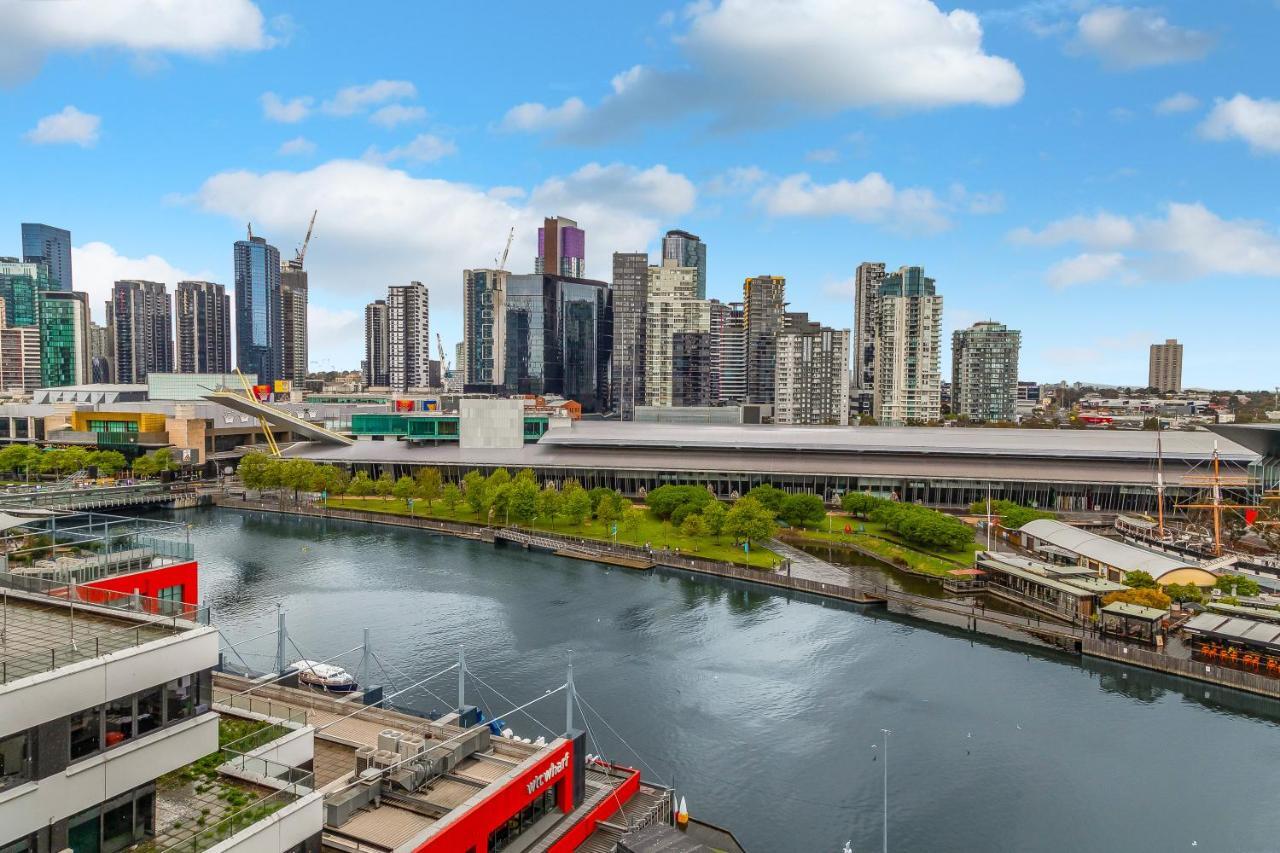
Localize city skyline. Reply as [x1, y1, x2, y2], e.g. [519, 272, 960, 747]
[2, 2, 1276, 387]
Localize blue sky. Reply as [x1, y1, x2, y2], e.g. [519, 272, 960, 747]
[2, 0, 1278, 388]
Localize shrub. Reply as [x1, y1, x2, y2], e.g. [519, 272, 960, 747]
[644, 484, 713, 520]
[969, 499, 1056, 529]
[870, 502, 973, 551]
[841, 492, 884, 517]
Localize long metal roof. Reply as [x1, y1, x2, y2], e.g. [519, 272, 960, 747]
[1019, 519, 1200, 575]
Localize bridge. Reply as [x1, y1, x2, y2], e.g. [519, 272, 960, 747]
[0, 482, 210, 512]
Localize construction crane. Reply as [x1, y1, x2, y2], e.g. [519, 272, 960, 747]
[247, 222, 254, 241]
[494, 226, 514, 272]
[436, 333, 449, 373]
[295, 209, 317, 267]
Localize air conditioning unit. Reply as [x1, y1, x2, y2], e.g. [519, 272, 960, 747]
[378, 729, 404, 753]
[397, 735, 425, 759]
[355, 745, 376, 774]
[372, 749, 398, 769]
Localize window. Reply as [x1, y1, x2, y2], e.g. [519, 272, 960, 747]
[69, 706, 101, 760]
[104, 695, 135, 748]
[0, 729, 31, 791]
[164, 676, 197, 724]
[136, 686, 163, 736]
[0, 835, 35, 853]
[101, 794, 134, 853]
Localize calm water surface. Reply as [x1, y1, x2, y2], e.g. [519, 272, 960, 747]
[165, 507, 1280, 853]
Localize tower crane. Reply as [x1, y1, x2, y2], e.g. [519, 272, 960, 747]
[436, 333, 449, 372]
[494, 226, 514, 272]
[295, 209, 318, 267]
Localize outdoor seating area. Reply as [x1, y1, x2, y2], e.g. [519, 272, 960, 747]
[1099, 601, 1167, 645]
[1183, 612, 1280, 678]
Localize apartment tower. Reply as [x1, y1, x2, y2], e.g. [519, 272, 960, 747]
[175, 281, 231, 374]
[874, 266, 942, 424]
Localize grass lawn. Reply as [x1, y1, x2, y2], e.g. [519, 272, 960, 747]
[323, 496, 781, 569]
[784, 514, 979, 578]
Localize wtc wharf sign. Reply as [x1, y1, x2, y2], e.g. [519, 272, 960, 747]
[526, 753, 570, 796]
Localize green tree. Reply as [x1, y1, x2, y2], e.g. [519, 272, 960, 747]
[780, 493, 826, 527]
[0, 444, 42, 480]
[562, 483, 592, 526]
[85, 449, 127, 476]
[393, 475, 417, 507]
[594, 491, 626, 526]
[968, 499, 1056, 529]
[701, 502, 727, 538]
[645, 485, 713, 520]
[279, 459, 317, 501]
[841, 492, 882, 518]
[462, 470, 489, 514]
[744, 484, 787, 513]
[348, 472, 374, 497]
[374, 472, 395, 498]
[415, 467, 443, 508]
[588, 486, 613, 513]
[620, 506, 644, 539]
[487, 468, 512, 491]
[237, 452, 275, 490]
[537, 485, 563, 526]
[508, 479, 539, 524]
[489, 483, 513, 522]
[1103, 588, 1172, 610]
[1163, 583, 1204, 604]
[1215, 574, 1261, 598]
[1123, 570, 1158, 590]
[724, 496, 778, 545]
[310, 465, 349, 496]
[515, 467, 538, 485]
[680, 512, 708, 546]
[441, 482, 462, 514]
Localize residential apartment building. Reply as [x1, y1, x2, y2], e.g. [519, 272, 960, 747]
[712, 299, 745, 404]
[280, 261, 309, 386]
[0, 297, 40, 392]
[644, 262, 708, 407]
[671, 331, 716, 407]
[88, 321, 113, 383]
[775, 313, 850, 425]
[20, 222, 72, 290]
[744, 275, 786, 406]
[233, 233, 282, 384]
[534, 216, 585, 278]
[609, 252, 648, 418]
[853, 261, 886, 391]
[951, 321, 1021, 422]
[175, 280, 231, 375]
[387, 281, 430, 392]
[112, 279, 173, 384]
[36, 290, 91, 387]
[662, 229, 707, 298]
[1149, 338, 1184, 393]
[874, 266, 942, 425]
[462, 269, 508, 391]
[363, 299, 389, 387]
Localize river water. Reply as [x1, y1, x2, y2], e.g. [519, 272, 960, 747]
[167, 506, 1280, 853]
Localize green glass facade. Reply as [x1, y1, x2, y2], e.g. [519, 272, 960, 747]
[0, 261, 45, 327]
[37, 292, 86, 387]
[350, 413, 549, 442]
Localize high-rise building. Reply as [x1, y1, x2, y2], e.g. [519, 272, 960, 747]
[874, 266, 942, 425]
[712, 300, 745, 403]
[1148, 338, 1183, 393]
[610, 252, 648, 418]
[454, 341, 465, 379]
[363, 299, 389, 387]
[462, 269, 508, 391]
[951, 321, 1020, 422]
[853, 261, 886, 391]
[662, 229, 707, 299]
[112, 280, 173, 384]
[743, 275, 786, 405]
[20, 222, 73, 290]
[775, 313, 850, 426]
[502, 274, 612, 412]
[233, 233, 282, 384]
[88, 320, 113, 383]
[175, 281, 231, 375]
[0, 258, 45, 327]
[644, 262, 708, 407]
[37, 290, 91, 387]
[280, 262, 308, 386]
[0, 304, 40, 392]
[535, 216, 586, 278]
[671, 331, 715, 407]
[387, 281, 430, 392]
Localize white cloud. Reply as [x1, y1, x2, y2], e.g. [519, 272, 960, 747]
[1046, 252, 1128, 288]
[363, 133, 457, 164]
[1072, 6, 1213, 70]
[24, 105, 100, 147]
[1155, 92, 1200, 114]
[0, 0, 277, 85]
[188, 159, 697, 366]
[277, 136, 316, 156]
[306, 305, 362, 371]
[755, 172, 950, 233]
[1199, 94, 1280, 155]
[321, 80, 417, 116]
[369, 104, 427, 129]
[705, 165, 767, 195]
[500, 97, 588, 132]
[72, 242, 213, 324]
[1009, 212, 1137, 248]
[805, 148, 839, 164]
[504, 0, 1022, 140]
[949, 184, 1005, 214]
[261, 92, 312, 123]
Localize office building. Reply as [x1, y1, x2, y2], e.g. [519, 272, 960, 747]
[233, 233, 282, 384]
[20, 222, 72, 290]
[874, 266, 942, 424]
[744, 275, 786, 405]
[37, 290, 91, 387]
[853, 261, 886, 391]
[951, 321, 1021, 422]
[671, 330, 715, 407]
[280, 261, 308, 386]
[644, 262, 708, 407]
[712, 299, 745, 404]
[502, 274, 612, 412]
[175, 280, 231, 375]
[0, 258, 45, 327]
[610, 252, 648, 418]
[0, 297, 41, 391]
[363, 299, 389, 387]
[662, 229, 707, 298]
[462, 269, 508, 392]
[535, 216, 585, 278]
[1149, 338, 1184, 393]
[773, 313, 850, 426]
[88, 320, 113, 383]
[112, 279, 173, 384]
[387, 281, 430, 392]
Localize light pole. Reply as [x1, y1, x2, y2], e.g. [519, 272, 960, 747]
[881, 728, 891, 853]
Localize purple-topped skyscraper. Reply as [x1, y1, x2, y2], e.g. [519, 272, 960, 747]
[535, 216, 585, 278]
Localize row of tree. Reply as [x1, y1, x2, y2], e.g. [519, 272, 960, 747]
[841, 492, 973, 551]
[0, 444, 136, 479]
[1113, 570, 1265, 609]
[967, 499, 1056, 529]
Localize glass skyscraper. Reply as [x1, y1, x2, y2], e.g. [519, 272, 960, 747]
[502, 274, 611, 412]
[233, 235, 282, 384]
[21, 223, 73, 291]
[37, 291, 91, 387]
[662, 229, 707, 299]
[0, 259, 44, 327]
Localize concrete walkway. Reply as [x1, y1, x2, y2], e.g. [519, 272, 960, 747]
[768, 538, 857, 587]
